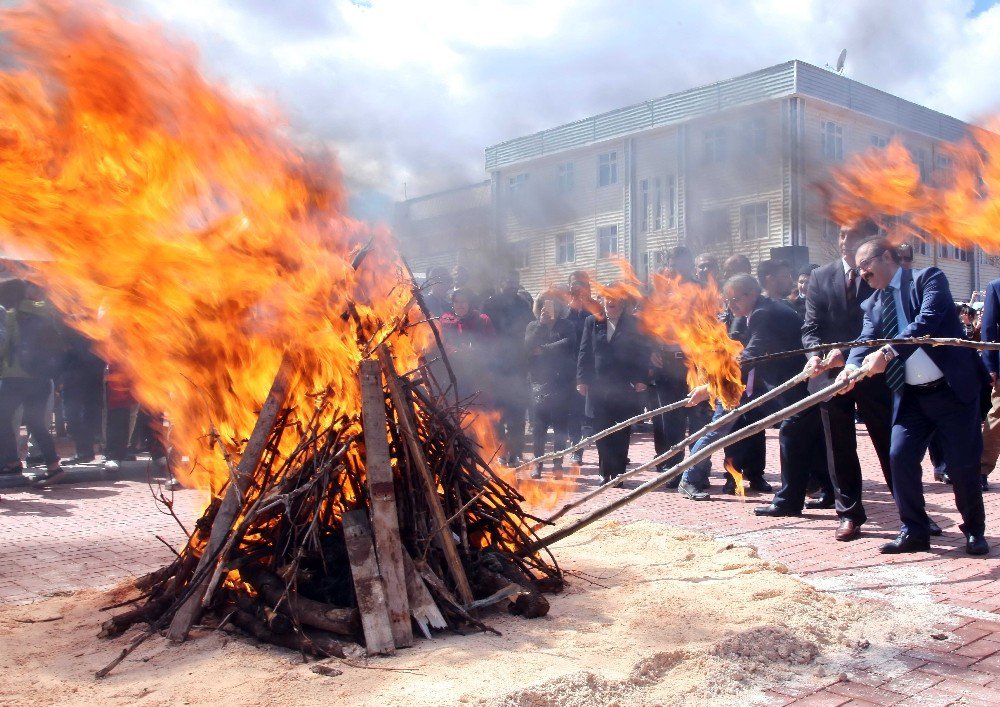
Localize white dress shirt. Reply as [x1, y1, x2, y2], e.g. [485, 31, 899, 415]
[886, 267, 944, 385]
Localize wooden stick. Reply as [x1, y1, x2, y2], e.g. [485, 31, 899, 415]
[359, 358, 413, 649]
[377, 345, 475, 607]
[545, 370, 810, 523]
[740, 336, 1000, 367]
[512, 396, 692, 472]
[522, 364, 872, 555]
[166, 353, 296, 643]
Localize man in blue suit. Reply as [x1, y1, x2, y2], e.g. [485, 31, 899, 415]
[837, 238, 988, 555]
[979, 278, 1000, 486]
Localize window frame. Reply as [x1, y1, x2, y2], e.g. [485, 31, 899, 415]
[598, 152, 618, 187]
[556, 232, 575, 265]
[557, 162, 575, 193]
[739, 202, 769, 241]
[597, 225, 619, 259]
[821, 121, 844, 161]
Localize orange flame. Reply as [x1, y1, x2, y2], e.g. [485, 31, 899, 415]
[829, 125, 1000, 255]
[723, 458, 745, 499]
[588, 257, 743, 408]
[0, 1, 417, 493]
[640, 272, 744, 409]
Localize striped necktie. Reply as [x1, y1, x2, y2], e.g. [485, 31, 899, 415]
[880, 286, 905, 392]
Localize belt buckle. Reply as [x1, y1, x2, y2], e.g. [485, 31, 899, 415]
[673, 352, 685, 360]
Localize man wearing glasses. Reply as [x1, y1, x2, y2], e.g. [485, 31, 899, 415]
[836, 238, 989, 555]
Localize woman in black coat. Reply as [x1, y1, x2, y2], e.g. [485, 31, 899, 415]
[576, 290, 649, 483]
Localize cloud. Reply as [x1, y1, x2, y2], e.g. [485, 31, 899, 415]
[125, 0, 997, 216]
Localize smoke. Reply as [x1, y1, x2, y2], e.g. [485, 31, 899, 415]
[125, 0, 997, 217]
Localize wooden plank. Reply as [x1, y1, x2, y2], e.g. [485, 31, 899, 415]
[359, 359, 413, 649]
[376, 346, 475, 607]
[402, 552, 447, 639]
[342, 509, 395, 656]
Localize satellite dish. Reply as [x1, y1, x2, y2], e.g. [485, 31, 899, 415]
[836, 49, 847, 73]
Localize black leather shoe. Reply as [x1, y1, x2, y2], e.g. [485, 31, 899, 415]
[981, 476, 990, 492]
[722, 477, 737, 495]
[664, 475, 681, 489]
[805, 495, 835, 510]
[753, 504, 801, 517]
[880, 531, 931, 554]
[928, 519, 942, 537]
[967, 534, 990, 556]
[748, 477, 773, 493]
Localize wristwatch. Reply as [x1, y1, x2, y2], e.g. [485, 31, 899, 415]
[880, 346, 897, 362]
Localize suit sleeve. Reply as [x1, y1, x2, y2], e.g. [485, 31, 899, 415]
[577, 317, 595, 386]
[982, 282, 1000, 375]
[801, 269, 825, 351]
[846, 298, 878, 367]
[739, 309, 772, 363]
[896, 268, 952, 363]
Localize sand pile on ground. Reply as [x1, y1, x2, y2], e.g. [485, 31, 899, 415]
[0, 519, 946, 706]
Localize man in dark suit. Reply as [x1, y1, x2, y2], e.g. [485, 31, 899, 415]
[577, 289, 649, 483]
[679, 274, 802, 499]
[837, 238, 988, 555]
[799, 219, 894, 541]
[979, 278, 1000, 487]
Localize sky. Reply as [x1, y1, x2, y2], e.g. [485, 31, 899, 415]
[125, 0, 1000, 221]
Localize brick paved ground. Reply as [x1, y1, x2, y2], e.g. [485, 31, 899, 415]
[2, 426, 1000, 704]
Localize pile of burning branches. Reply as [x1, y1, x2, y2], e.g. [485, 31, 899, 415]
[98, 320, 561, 676]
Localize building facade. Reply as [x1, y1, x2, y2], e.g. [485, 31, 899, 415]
[483, 60, 995, 298]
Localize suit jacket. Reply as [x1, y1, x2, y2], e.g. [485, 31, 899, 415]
[848, 267, 988, 416]
[577, 310, 649, 417]
[980, 279, 1000, 376]
[740, 296, 804, 396]
[802, 259, 876, 352]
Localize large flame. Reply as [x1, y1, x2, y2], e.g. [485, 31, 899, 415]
[0, 1, 417, 493]
[829, 124, 1000, 254]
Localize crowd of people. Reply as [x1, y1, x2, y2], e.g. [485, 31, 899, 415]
[2, 222, 995, 558]
[427, 219, 997, 556]
[0, 277, 170, 488]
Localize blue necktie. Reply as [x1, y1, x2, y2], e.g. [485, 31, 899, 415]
[880, 287, 905, 392]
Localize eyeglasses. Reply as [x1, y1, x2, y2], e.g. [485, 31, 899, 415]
[857, 250, 887, 271]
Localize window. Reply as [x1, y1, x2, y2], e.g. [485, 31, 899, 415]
[666, 176, 676, 228]
[556, 232, 575, 264]
[918, 241, 929, 257]
[508, 173, 529, 196]
[742, 118, 766, 155]
[597, 225, 619, 258]
[957, 247, 969, 262]
[871, 134, 888, 149]
[740, 202, 769, 240]
[821, 121, 843, 161]
[912, 148, 930, 183]
[598, 152, 618, 187]
[558, 162, 574, 193]
[653, 178, 662, 230]
[703, 128, 727, 164]
[639, 179, 649, 233]
[938, 243, 950, 259]
[822, 218, 840, 241]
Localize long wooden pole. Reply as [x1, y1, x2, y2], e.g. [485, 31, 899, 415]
[522, 364, 871, 555]
[513, 397, 692, 472]
[544, 370, 810, 523]
[740, 336, 1000, 367]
